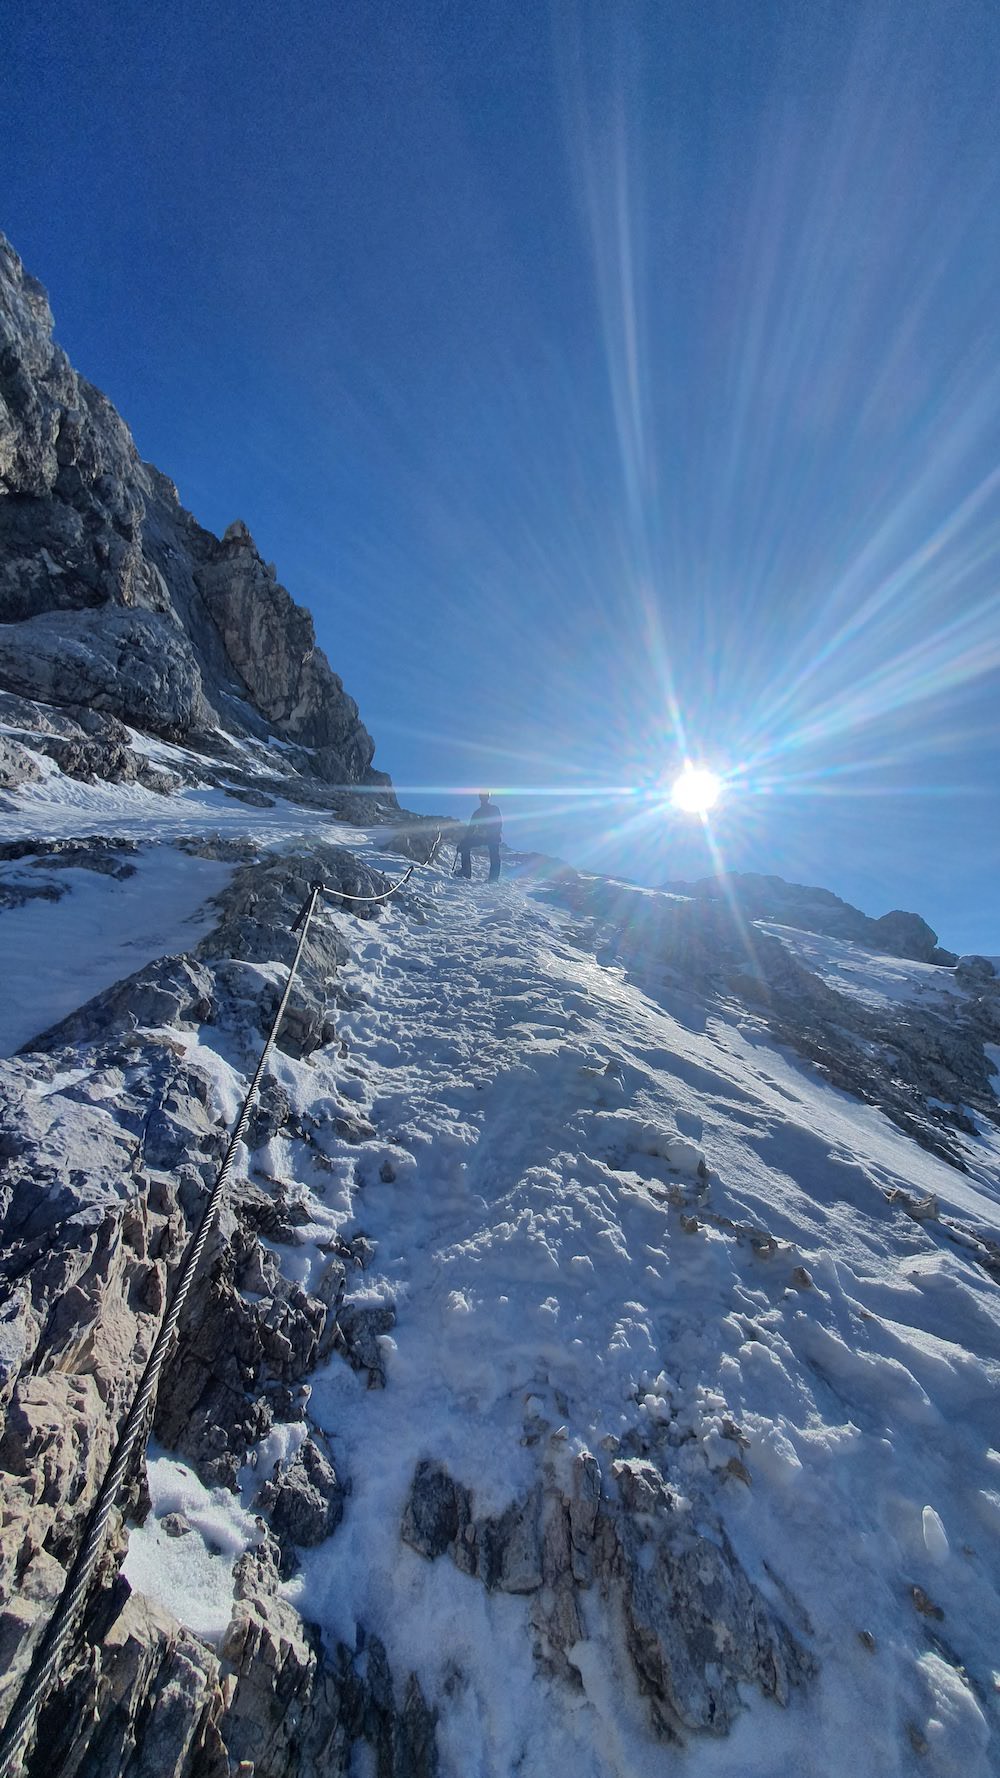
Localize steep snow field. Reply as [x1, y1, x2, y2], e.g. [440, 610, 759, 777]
[3, 768, 1000, 1776]
[754, 922, 971, 1012]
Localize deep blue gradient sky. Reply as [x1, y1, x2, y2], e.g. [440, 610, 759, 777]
[4, 0, 1000, 950]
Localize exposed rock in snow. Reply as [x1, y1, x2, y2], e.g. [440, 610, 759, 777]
[256, 1435, 346, 1576]
[402, 1445, 808, 1740]
[0, 606, 210, 736]
[533, 864, 1000, 1166]
[0, 733, 42, 794]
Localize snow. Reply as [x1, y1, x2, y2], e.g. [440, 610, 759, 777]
[4, 764, 1000, 1774]
[121, 1446, 259, 1642]
[269, 876, 1000, 1776]
[756, 921, 965, 1010]
[0, 845, 233, 1055]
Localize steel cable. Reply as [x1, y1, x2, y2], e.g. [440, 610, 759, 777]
[0, 833, 441, 1776]
[0, 884, 326, 1777]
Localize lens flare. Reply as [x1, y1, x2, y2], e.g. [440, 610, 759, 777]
[671, 765, 722, 815]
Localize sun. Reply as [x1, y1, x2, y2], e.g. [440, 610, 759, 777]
[670, 764, 722, 815]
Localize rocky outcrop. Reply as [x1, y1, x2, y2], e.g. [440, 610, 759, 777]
[193, 521, 376, 777]
[22, 1537, 438, 1778]
[0, 234, 385, 789]
[402, 1445, 810, 1741]
[0, 841, 438, 1776]
[726, 927, 1000, 1167]
[0, 607, 210, 736]
[661, 870, 958, 966]
[0, 733, 42, 793]
[256, 1437, 346, 1577]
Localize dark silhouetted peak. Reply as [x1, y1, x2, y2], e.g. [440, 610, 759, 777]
[661, 870, 957, 965]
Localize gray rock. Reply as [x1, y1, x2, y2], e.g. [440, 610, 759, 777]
[955, 954, 997, 984]
[0, 233, 393, 799]
[360, 1638, 439, 1778]
[0, 878, 66, 911]
[222, 783, 275, 807]
[256, 1436, 345, 1575]
[334, 1301, 396, 1388]
[401, 1459, 472, 1560]
[869, 908, 951, 965]
[0, 831, 450, 1778]
[25, 1592, 221, 1778]
[615, 1494, 803, 1736]
[27, 732, 176, 791]
[0, 607, 209, 736]
[0, 734, 43, 792]
[400, 1449, 811, 1744]
[26, 955, 216, 1052]
[192, 519, 377, 767]
[154, 1226, 329, 1487]
[246, 1077, 292, 1150]
[24, 837, 139, 876]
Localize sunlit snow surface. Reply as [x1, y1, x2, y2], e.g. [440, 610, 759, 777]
[0, 846, 234, 1055]
[3, 747, 1000, 1777]
[756, 921, 970, 1012]
[121, 1447, 260, 1642]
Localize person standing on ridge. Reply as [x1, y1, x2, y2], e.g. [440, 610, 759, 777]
[459, 792, 503, 881]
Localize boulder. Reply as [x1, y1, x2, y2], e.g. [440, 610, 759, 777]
[0, 607, 209, 735]
[869, 908, 949, 964]
[256, 1436, 346, 1575]
[0, 734, 43, 792]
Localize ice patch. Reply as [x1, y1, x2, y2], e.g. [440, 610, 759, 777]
[122, 1448, 259, 1642]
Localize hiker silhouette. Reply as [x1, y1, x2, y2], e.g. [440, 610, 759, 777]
[459, 793, 502, 882]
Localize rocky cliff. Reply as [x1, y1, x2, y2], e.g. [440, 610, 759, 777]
[0, 234, 386, 804]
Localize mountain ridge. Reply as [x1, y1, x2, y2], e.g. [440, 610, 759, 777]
[659, 869, 959, 967]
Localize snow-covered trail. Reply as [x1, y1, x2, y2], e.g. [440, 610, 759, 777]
[5, 779, 998, 1773]
[253, 869, 1000, 1778]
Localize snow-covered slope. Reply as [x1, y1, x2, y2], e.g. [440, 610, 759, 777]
[1, 761, 999, 1778]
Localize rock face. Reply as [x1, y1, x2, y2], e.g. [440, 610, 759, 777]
[194, 521, 376, 776]
[661, 870, 958, 966]
[401, 1447, 809, 1742]
[0, 234, 383, 787]
[0, 844, 436, 1778]
[0, 606, 208, 737]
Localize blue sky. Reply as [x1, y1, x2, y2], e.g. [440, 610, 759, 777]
[4, 0, 1000, 950]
